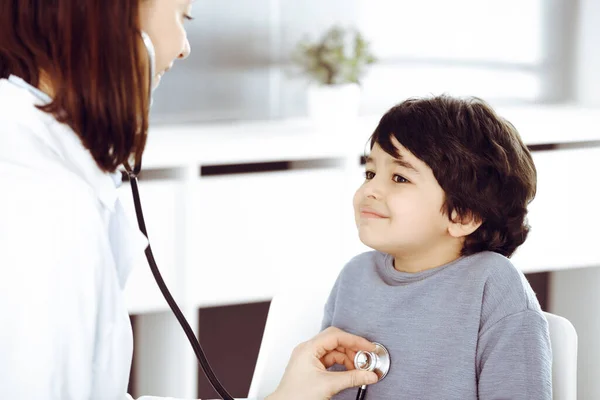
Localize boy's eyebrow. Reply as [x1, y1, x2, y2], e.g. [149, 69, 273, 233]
[365, 155, 420, 175]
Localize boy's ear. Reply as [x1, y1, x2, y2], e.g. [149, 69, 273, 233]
[448, 210, 482, 238]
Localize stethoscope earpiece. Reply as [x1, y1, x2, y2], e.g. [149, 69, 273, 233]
[139, 30, 156, 109]
[140, 31, 156, 87]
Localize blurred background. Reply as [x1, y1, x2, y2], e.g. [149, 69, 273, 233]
[150, 0, 598, 124]
[124, 1, 600, 399]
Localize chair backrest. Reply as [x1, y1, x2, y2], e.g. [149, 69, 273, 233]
[249, 286, 578, 400]
[248, 283, 333, 399]
[543, 311, 578, 400]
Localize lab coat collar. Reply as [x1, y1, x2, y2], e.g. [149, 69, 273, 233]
[2, 76, 149, 289]
[4, 75, 122, 212]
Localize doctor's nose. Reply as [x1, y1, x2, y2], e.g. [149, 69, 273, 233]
[179, 38, 191, 60]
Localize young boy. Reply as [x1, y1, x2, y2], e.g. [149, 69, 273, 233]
[323, 95, 552, 399]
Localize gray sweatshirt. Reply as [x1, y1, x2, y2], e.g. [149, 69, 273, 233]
[322, 251, 552, 399]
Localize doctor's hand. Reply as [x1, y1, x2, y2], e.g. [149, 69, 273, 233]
[265, 326, 379, 400]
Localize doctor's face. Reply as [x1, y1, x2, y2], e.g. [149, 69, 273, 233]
[139, 0, 193, 88]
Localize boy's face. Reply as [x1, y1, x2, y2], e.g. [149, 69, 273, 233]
[353, 137, 453, 258]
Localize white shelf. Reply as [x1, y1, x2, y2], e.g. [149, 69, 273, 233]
[141, 105, 600, 169]
[511, 147, 600, 273]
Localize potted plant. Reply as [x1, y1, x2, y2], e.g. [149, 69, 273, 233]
[291, 26, 376, 124]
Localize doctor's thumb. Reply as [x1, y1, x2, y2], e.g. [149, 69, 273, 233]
[328, 369, 378, 395]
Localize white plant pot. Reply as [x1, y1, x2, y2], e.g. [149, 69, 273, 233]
[307, 83, 361, 128]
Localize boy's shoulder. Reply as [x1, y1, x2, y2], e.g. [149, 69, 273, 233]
[463, 251, 522, 281]
[466, 251, 543, 321]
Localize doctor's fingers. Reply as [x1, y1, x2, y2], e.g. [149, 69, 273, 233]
[337, 346, 360, 361]
[311, 327, 377, 359]
[331, 346, 361, 368]
[320, 350, 356, 371]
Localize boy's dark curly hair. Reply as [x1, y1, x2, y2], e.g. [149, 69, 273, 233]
[370, 95, 536, 258]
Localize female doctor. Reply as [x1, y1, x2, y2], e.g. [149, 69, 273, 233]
[0, 0, 379, 399]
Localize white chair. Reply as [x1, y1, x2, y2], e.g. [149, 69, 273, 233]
[248, 286, 578, 400]
[248, 283, 333, 399]
[543, 311, 578, 400]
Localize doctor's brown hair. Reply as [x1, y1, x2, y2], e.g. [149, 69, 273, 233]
[0, 0, 150, 173]
[370, 95, 537, 258]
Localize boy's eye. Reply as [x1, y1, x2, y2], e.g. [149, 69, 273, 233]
[393, 174, 408, 183]
[184, 14, 194, 21]
[364, 170, 375, 180]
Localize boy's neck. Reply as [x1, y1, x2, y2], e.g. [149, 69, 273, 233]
[393, 242, 463, 273]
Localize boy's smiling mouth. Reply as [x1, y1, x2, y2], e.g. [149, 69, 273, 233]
[359, 206, 389, 219]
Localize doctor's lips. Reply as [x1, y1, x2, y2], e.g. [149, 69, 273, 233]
[156, 65, 173, 82]
[359, 206, 389, 219]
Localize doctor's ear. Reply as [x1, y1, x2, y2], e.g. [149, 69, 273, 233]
[447, 210, 483, 238]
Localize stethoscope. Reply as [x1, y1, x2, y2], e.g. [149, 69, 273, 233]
[354, 343, 391, 399]
[125, 31, 236, 400]
[129, 31, 391, 400]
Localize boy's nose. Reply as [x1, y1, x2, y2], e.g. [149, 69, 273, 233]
[363, 180, 383, 200]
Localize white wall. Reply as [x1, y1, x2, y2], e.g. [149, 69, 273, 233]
[551, 267, 600, 399]
[574, 0, 600, 105]
[548, 3, 600, 397]
[151, 0, 568, 123]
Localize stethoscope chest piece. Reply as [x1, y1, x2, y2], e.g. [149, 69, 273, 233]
[354, 342, 390, 380]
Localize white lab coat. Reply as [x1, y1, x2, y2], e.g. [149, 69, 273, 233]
[0, 76, 184, 399]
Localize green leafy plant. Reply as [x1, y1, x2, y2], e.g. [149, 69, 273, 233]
[291, 26, 377, 86]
